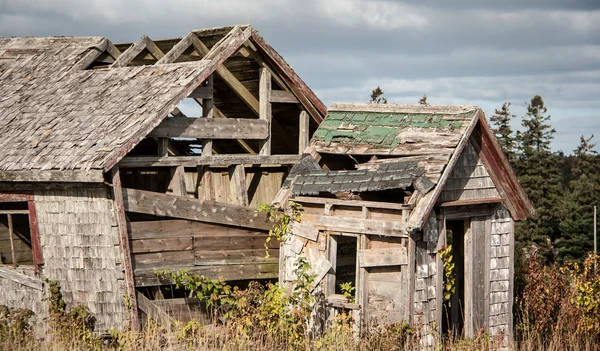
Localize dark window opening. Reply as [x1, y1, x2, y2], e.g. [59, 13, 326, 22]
[329, 235, 358, 302]
[0, 202, 33, 266]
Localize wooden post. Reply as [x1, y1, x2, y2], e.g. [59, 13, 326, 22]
[110, 166, 140, 331]
[197, 75, 214, 201]
[229, 164, 249, 206]
[299, 111, 309, 154]
[7, 214, 16, 268]
[158, 138, 168, 157]
[259, 68, 272, 156]
[202, 75, 214, 157]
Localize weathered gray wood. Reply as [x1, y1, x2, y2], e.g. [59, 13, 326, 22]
[135, 263, 279, 286]
[72, 38, 108, 71]
[168, 165, 187, 197]
[156, 33, 193, 64]
[292, 196, 412, 211]
[290, 221, 319, 241]
[109, 166, 140, 331]
[130, 237, 194, 254]
[329, 102, 477, 115]
[0, 170, 104, 183]
[119, 155, 301, 168]
[312, 215, 407, 237]
[136, 291, 174, 326]
[440, 197, 503, 207]
[229, 164, 249, 206]
[157, 138, 169, 157]
[149, 118, 269, 139]
[144, 37, 165, 60]
[201, 74, 214, 156]
[259, 68, 272, 156]
[188, 86, 214, 100]
[111, 36, 149, 68]
[312, 255, 333, 291]
[122, 188, 270, 230]
[0, 267, 43, 290]
[325, 294, 360, 310]
[358, 247, 407, 268]
[299, 111, 309, 154]
[270, 90, 299, 103]
[7, 214, 16, 267]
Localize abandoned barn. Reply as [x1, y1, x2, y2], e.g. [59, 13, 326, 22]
[276, 103, 533, 346]
[0, 25, 326, 333]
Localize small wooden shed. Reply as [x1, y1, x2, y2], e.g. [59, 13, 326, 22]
[275, 103, 533, 346]
[0, 25, 325, 333]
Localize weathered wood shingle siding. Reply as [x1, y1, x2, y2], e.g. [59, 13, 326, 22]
[488, 205, 513, 343]
[412, 212, 439, 347]
[0, 266, 46, 335]
[33, 187, 129, 332]
[439, 141, 500, 203]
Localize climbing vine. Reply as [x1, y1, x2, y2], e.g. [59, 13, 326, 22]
[439, 245, 456, 301]
[258, 201, 302, 257]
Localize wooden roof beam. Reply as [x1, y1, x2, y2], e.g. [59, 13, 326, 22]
[149, 118, 269, 139]
[110, 35, 164, 68]
[119, 154, 301, 168]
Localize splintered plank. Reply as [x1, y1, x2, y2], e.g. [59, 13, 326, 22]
[122, 188, 271, 230]
[358, 248, 408, 268]
[0, 267, 43, 290]
[312, 215, 407, 237]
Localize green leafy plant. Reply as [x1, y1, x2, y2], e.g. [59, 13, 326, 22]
[439, 245, 456, 301]
[339, 281, 356, 304]
[154, 269, 234, 314]
[258, 201, 302, 257]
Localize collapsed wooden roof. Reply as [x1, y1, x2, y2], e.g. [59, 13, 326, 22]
[280, 102, 533, 228]
[0, 25, 325, 181]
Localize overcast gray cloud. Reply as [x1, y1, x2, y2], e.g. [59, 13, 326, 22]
[1, 0, 598, 154]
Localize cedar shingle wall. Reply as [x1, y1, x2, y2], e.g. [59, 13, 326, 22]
[440, 141, 500, 202]
[34, 187, 128, 332]
[0, 266, 46, 336]
[488, 205, 513, 344]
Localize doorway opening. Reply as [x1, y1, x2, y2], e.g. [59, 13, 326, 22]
[442, 219, 468, 337]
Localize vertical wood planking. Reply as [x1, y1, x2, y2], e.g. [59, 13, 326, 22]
[158, 138, 168, 157]
[109, 166, 140, 331]
[169, 166, 187, 197]
[299, 111, 309, 154]
[229, 164, 249, 206]
[472, 217, 487, 332]
[259, 68, 272, 156]
[464, 219, 473, 338]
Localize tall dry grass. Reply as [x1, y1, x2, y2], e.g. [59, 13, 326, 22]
[1, 248, 599, 350]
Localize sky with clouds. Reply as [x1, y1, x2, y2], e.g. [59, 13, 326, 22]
[1, 0, 599, 154]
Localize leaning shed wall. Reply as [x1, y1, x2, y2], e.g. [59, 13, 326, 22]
[0, 266, 46, 335]
[412, 212, 440, 347]
[34, 187, 129, 332]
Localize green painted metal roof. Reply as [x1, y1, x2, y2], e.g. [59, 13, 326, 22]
[312, 111, 472, 148]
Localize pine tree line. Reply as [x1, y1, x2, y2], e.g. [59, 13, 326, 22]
[490, 95, 600, 264]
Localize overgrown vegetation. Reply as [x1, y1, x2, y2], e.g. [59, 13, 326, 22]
[258, 201, 302, 257]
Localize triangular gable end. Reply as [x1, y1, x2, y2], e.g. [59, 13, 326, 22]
[410, 113, 534, 230]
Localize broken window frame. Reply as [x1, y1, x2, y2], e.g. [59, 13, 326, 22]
[325, 233, 361, 307]
[0, 194, 43, 271]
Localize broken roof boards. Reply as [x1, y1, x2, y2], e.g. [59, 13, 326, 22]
[0, 25, 325, 178]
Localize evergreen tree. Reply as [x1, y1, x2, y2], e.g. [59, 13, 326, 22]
[370, 87, 387, 104]
[490, 102, 516, 166]
[557, 135, 600, 263]
[514, 95, 563, 262]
